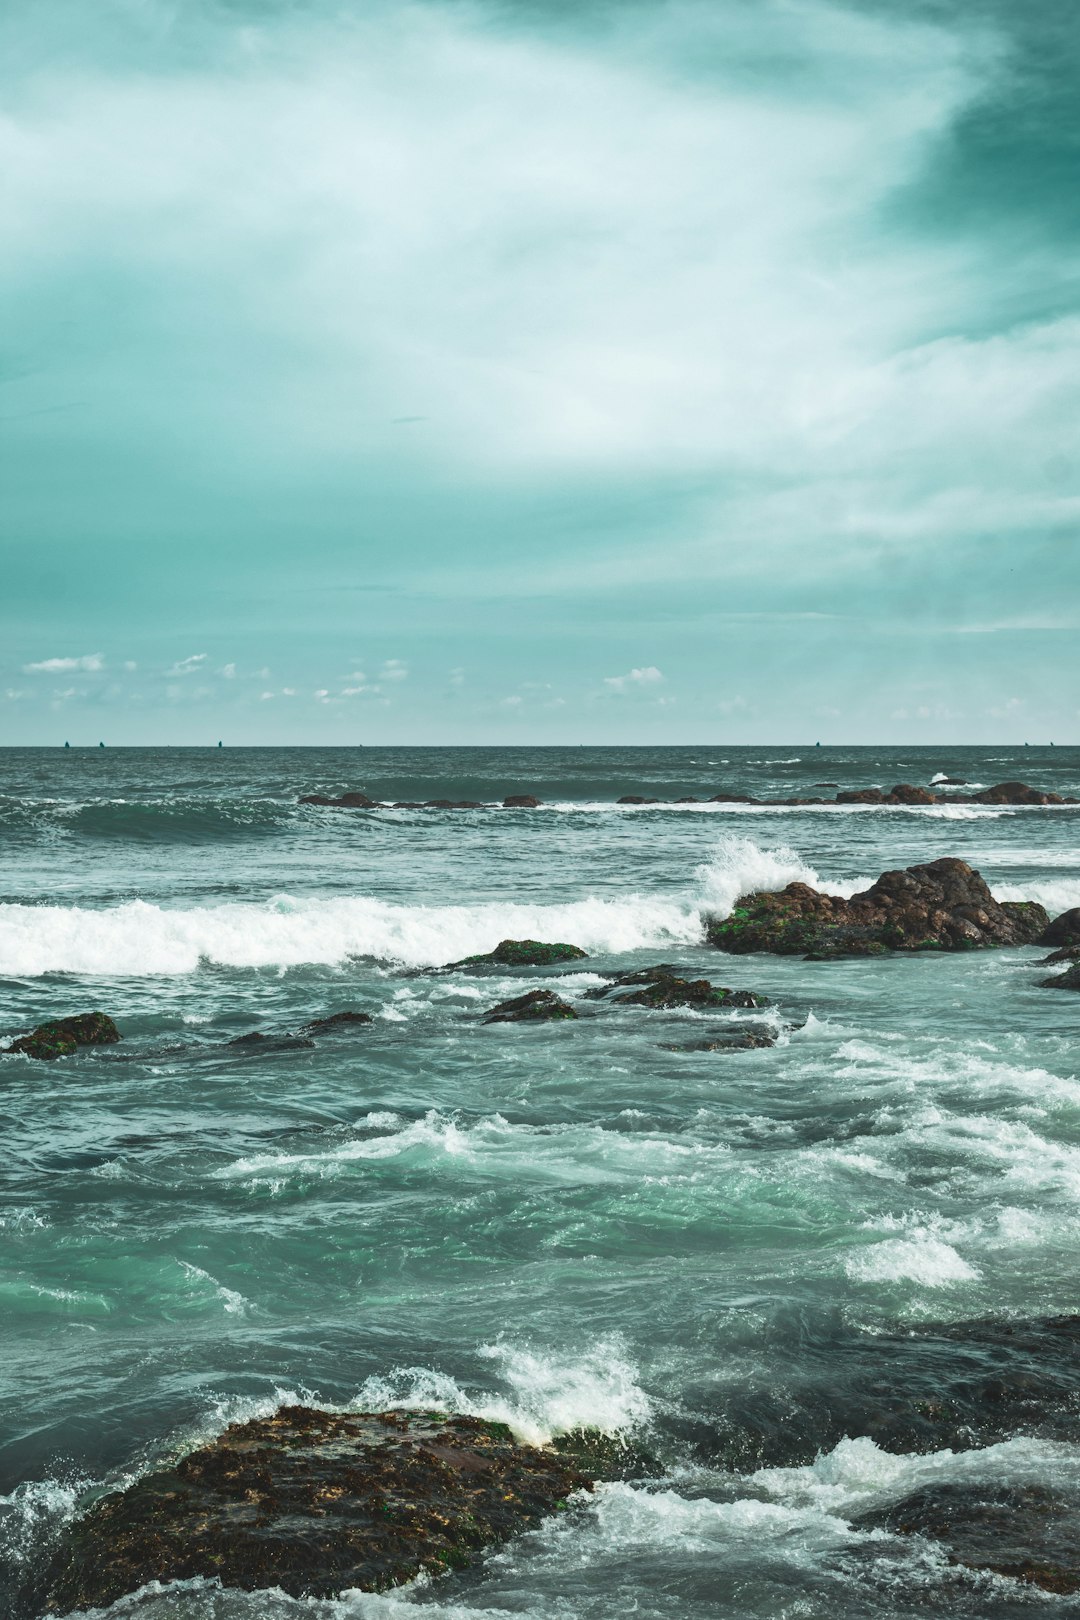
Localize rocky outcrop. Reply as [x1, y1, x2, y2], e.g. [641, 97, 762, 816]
[502, 794, 542, 808]
[1041, 945, 1080, 965]
[43, 1407, 600, 1611]
[300, 1011, 375, 1034]
[661, 1028, 775, 1051]
[1039, 962, 1080, 991]
[447, 939, 588, 969]
[4, 1012, 120, 1061]
[586, 967, 767, 1010]
[705, 858, 1049, 957]
[482, 990, 578, 1023]
[972, 780, 1066, 805]
[1040, 907, 1080, 947]
[300, 791, 381, 808]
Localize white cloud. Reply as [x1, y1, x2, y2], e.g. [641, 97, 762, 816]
[500, 695, 523, 707]
[449, 667, 465, 687]
[220, 662, 237, 678]
[380, 660, 408, 681]
[167, 654, 208, 675]
[604, 666, 664, 693]
[23, 653, 103, 673]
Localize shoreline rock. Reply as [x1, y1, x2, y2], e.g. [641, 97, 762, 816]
[586, 967, 768, 1010]
[446, 939, 588, 970]
[43, 1407, 598, 1612]
[705, 858, 1049, 957]
[482, 989, 578, 1023]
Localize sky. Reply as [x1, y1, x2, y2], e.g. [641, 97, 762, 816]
[1, 0, 1078, 744]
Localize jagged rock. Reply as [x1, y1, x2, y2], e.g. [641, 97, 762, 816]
[1039, 963, 1080, 991]
[1041, 945, 1080, 965]
[482, 990, 578, 1023]
[705, 858, 1048, 957]
[856, 1482, 1080, 1594]
[1040, 907, 1080, 947]
[502, 794, 542, 808]
[586, 967, 767, 1010]
[300, 1011, 374, 1034]
[447, 939, 588, 969]
[43, 1407, 594, 1612]
[5, 1012, 120, 1061]
[299, 791, 381, 808]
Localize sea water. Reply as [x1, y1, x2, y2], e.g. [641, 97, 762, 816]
[2, 744, 1080, 1619]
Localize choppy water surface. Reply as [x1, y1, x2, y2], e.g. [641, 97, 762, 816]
[3, 745, 1080, 1619]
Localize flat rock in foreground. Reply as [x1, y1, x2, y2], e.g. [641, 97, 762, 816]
[44, 1407, 594, 1612]
[705, 858, 1048, 957]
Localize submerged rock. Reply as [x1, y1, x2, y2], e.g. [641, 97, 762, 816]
[705, 858, 1048, 958]
[43, 1407, 594, 1612]
[448, 938, 588, 969]
[482, 989, 578, 1023]
[856, 1482, 1080, 1594]
[301, 1011, 375, 1034]
[5, 1012, 120, 1061]
[660, 1027, 775, 1052]
[588, 967, 767, 1010]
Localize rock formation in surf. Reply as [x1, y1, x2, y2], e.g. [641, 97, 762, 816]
[705, 857, 1049, 957]
[482, 989, 579, 1022]
[448, 939, 588, 969]
[4, 1012, 120, 1061]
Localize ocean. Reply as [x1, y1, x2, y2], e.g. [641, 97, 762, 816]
[3, 744, 1080, 1619]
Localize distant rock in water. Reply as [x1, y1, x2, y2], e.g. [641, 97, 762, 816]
[502, 794, 542, 808]
[448, 939, 588, 969]
[5, 1012, 120, 1061]
[971, 780, 1067, 805]
[1041, 945, 1080, 965]
[661, 1028, 775, 1051]
[587, 967, 767, 1010]
[43, 1407, 596, 1611]
[299, 790, 382, 808]
[482, 989, 578, 1023]
[705, 858, 1049, 957]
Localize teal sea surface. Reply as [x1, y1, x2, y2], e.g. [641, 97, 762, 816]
[3, 745, 1080, 1618]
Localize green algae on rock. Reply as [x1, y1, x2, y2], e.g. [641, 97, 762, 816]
[43, 1407, 594, 1612]
[482, 989, 579, 1023]
[450, 938, 588, 969]
[706, 858, 1050, 958]
[5, 1012, 120, 1061]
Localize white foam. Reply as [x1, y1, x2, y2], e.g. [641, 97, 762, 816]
[0, 835, 857, 975]
[177, 1260, 250, 1316]
[992, 876, 1080, 913]
[844, 1234, 981, 1287]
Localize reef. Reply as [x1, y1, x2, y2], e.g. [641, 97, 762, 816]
[705, 857, 1049, 957]
[4, 1012, 120, 1061]
[482, 989, 579, 1023]
[446, 939, 588, 969]
[42, 1407, 601, 1612]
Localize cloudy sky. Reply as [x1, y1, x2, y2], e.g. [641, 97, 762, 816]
[2, 0, 1077, 743]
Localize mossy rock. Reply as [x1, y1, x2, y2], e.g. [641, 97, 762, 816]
[451, 939, 588, 969]
[6, 1012, 120, 1062]
[482, 990, 579, 1023]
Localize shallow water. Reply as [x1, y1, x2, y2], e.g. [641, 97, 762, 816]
[3, 745, 1080, 1618]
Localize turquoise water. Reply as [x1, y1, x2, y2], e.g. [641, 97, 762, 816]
[3, 745, 1080, 1619]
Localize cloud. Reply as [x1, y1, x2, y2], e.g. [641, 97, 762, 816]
[603, 666, 664, 692]
[220, 662, 236, 678]
[380, 660, 408, 681]
[167, 654, 208, 675]
[23, 653, 103, 673]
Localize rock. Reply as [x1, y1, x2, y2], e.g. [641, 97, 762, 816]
[228, 1031, 316, 1051]
[660, 1028, 776, 1052]
[856, 1482, 1080, 1594]
[551, 1427, 659, 1481]
[1038, 963, 1080, 991]
[447, 939, 588, 969]
[502, 794, 542, 808]
[300, 1011, 374, 1034]
[971, 780, 1064, 805]
[299, 791, 381, 808]
[1040, 907, 1080, 947]
[812, 782, 839, 787]
[616, 794, 661, 805]
[835, 788, 885, 804]
[587, 967, 767, 1010]
[482, 990, 578, 1023]
[228, 1031, 269, 1046]
[709, 792, 759, 803]
[1040, 945, 1080, 965]
[43, 1407, 594, 1611]
[935, 776, 968, 785]
[392, 800, 483, 810]
[6, 1012, 120, 1061]
[887, 783, 936, 805]
[705, 857, 1049, 957]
